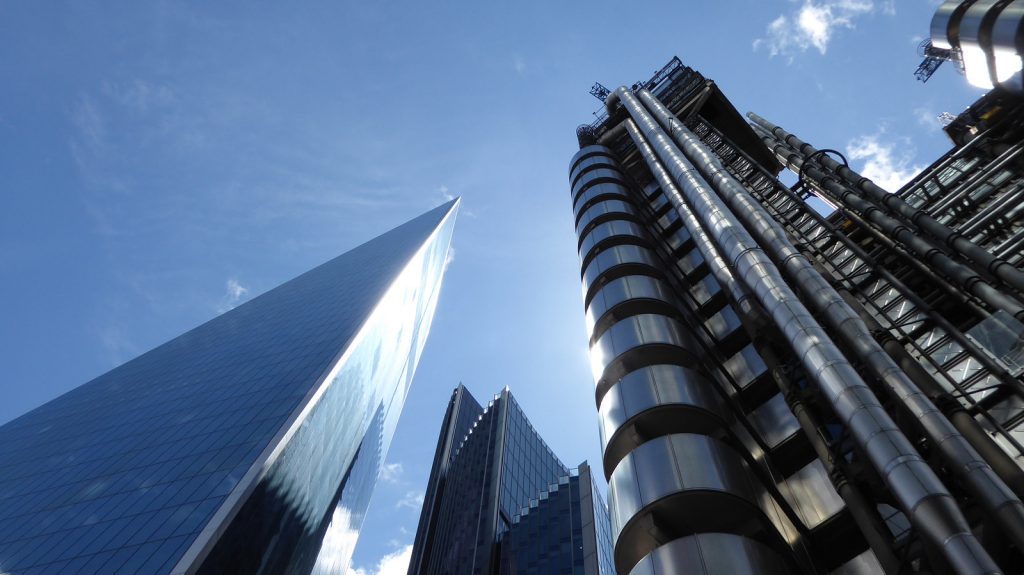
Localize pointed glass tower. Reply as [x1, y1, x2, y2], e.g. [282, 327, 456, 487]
[0, 200, 459, 575]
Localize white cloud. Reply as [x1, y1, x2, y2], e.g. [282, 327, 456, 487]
[380, 462, 403, 483]
[98, 323, 138, 365]
[348, 545, 413, 575]
[395, 490, 424, 510]
[753, 0, 880, 59]
[71, 94, 106, 156]
[217, 278, 250, 313]
[438, 185, 454, 202]
[914, 107, 941, 128]
[512, 55, 527, 76]
[317, 506, 362, 575]
[103, 79, 176, 113]
[846, 130, 925, 192]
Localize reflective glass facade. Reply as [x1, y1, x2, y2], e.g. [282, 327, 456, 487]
[408, 387, 614, 575]
[0, 200, 458, 575]
[499, 463, 614, 575]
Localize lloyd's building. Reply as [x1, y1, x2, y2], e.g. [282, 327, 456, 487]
[0, 200, 458, 574]
[569, 56, 1024, 575]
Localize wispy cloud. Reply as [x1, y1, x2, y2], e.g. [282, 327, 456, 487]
[348, 545, 412, 575]
[438, 185, 454, 202]
[753, 0, 883, 59]
[914, 107, 941, 128]
[846, 129, 925, 192]
[380, 462, 403, 483]
[512, 54, 527, 76]
[98, 323, 138, 365]
[102, 79, 176, 113]
[436, 184, 474, 219]
[217, 278, 249, 313]
[70, 94, 107, 157]
[395, 490, 424, 510]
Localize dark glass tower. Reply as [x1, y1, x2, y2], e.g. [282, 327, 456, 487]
[570, 58, 1024, 574]
[0, 200, 458, 575]
[408, 386, 614, 575]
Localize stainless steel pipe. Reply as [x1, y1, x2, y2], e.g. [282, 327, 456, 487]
[608, 85, 1001, 575]
[638, 89, 1024, 553]
[753, 126, 1024, 320]
[747, 111, 1024, 295]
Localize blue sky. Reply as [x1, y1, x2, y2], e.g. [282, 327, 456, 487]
[0, 1, 984, 573]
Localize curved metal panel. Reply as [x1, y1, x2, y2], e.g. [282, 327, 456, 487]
[571, 155, 620, 188]
[959, 0, 1003, 88]
[991, 1, 1024, 88]
[931, 0, 965, 49]
[580, 220, 650, 268]
[573, 182, 634, 220]
[586, 275, 677, 340]
[599, 365, 729, 477]
[572, 167, 628, 203]
[589, 314, 703, 398]
[627, 533, 790, 575]
[576, 199, 639, 238]
[581, 245, 663, 304]
[569, 144, 614, 175]
[607, 433, 775, 574]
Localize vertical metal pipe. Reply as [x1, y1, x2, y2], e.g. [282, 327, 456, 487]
[765, 342, 904, 575]
[748, 112, 1024, 294]
[608, 86, 1001, 575]
[638, 88, 1024, 557]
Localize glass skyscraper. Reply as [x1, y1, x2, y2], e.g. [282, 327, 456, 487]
[407, 386, 614, 575]
[0, 200, 458, 574]
[571, 58, 1024, 574]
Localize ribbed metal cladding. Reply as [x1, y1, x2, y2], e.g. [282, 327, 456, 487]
[568, 147, 795, 575]
[608, 84, 1003, 575]
[597, 365, 728, 477]
[607, 433, 780, 574]
[627, 533, 791, 575]
[572, 57, 1024, 573]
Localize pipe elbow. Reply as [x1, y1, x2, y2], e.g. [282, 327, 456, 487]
[604, 86, 629, 115]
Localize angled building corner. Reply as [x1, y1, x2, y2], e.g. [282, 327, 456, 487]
[407, 387, 615, 575]
[0, 199, 459, 575]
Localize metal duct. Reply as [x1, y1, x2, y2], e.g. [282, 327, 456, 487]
[747, 112, 1024, 295]
[625, 118, 905, 572]
[618, 119, 752, 312]
[689, 133, 1024, 494]
[751, 124, 1024, 321]
[638, 89, 1024, 553]
[608, 85, 1002, 575]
